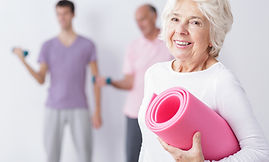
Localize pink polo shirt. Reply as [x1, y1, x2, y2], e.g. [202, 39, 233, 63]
[122, 36, 173, 118]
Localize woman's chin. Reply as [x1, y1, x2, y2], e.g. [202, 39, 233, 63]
[172, 52, 189, 61]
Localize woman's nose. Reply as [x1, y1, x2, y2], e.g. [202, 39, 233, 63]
[175, 23, 189, 36]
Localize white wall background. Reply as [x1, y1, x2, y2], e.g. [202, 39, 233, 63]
[0, 0, 268, 162]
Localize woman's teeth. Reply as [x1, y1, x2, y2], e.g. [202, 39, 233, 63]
[175, 40, 191, 46]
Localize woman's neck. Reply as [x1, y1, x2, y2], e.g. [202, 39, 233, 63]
[173, 55, 217, 73]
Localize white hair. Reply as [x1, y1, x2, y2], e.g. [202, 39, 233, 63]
[160, 0, 233, 57]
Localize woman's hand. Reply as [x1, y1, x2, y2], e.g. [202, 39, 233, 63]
[159, 132, 204, 162]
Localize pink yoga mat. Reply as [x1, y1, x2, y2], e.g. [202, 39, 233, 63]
[145, 87, 240, 160]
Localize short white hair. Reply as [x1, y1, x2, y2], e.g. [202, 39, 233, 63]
[160, 0, 233, 57]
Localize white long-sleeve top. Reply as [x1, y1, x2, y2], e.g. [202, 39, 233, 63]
[138, 60, 269, 162]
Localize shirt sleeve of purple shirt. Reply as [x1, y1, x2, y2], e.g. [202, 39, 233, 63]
[87, 41, 97, 63]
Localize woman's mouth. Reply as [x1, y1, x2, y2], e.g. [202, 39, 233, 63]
[174, 40, 192, 49]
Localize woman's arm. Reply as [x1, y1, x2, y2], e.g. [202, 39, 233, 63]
[158, 69, 269, 162]
[213, 70, 269, 161]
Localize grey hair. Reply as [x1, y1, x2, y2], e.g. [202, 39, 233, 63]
[160, 0, 233, 57]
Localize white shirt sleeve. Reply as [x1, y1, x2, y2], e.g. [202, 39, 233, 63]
[211, 69, 269, 162]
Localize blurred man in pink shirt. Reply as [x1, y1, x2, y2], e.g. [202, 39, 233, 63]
[97, 4, 172, 162]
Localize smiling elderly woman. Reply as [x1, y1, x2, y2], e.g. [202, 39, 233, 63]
[137, 0, 269, 161]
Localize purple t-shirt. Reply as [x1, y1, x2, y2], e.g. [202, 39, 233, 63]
[38, 35, 97, 109]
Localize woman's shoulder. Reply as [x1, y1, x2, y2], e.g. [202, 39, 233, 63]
[214, 62, 242, 89]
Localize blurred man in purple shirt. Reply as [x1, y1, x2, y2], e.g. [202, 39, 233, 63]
[13, 1, 102, 162]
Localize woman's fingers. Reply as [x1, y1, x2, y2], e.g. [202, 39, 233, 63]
[158, 133, 204, 162]
[191, 132, 204, 162]
[158, 138, 182, 154]
[192, 132, 202, 151]
[159, 138, 185, 161]
[158, 132, 202, 153]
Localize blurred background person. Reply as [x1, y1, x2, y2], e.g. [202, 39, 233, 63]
[12, 1, 102, 162]
[96, 4, 173, 162]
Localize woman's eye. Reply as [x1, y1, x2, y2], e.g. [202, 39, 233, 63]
[190, 21, 201, 26]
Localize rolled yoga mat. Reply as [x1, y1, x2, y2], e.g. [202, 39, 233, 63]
[145, 87, 240, 160]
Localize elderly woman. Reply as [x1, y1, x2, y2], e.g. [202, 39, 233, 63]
[138, 0, 269, 161]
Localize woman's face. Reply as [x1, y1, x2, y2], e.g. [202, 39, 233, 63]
[166, 0, 211, 61]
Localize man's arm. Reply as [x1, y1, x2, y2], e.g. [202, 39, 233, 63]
[110, 74, 134, 90]
[13, 47, 47, 84]
[96, 74, 134, 90]
[89, 61, 102, 129]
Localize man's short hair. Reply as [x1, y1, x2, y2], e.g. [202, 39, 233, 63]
[56, 0, 75, 13]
